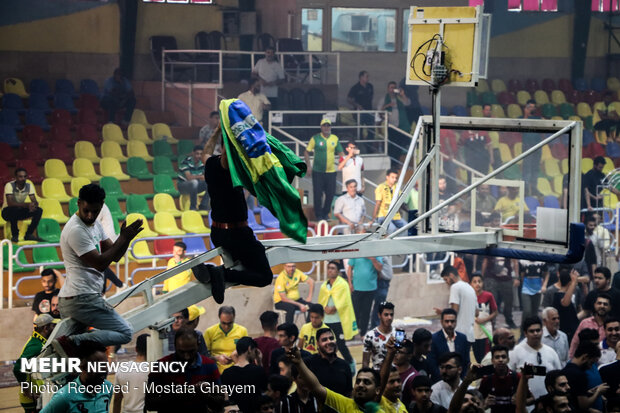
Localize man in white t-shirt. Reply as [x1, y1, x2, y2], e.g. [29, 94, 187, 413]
[337, 141, 364, 194]
[252, 47, 285, 109]
[237, 78, 271, 122]
[113, 333, 149, 413]
[437, 265, 477, 345]
[53, 184, 143, 357]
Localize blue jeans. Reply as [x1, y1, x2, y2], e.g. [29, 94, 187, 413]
[370, 279, 391, 329]
[178, 179, 209, 210]
[377, 217, 407, 234]
[59, 294, 133, 346]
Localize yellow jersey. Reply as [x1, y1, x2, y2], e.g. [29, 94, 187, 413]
[203, 323, 248, 372]
[273, 269, 308, 303]
[324, 389, 386, 412]
[375, 182, 401, 220]
[163, 257, 192, 293]
[299, 322, 329, 354]
[380, 396, 408, 413]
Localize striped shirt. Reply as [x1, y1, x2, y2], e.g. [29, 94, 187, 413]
[177, 156, 204, 182]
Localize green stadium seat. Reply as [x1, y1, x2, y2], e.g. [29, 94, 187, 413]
[153, 174, 180, 197]
[127, 157, 154, 180]
[177, 140, 195, 157]
[2, 244, 31, 273]
[541, 103, 557, 119]
[153, 156, 177, 177]
[69, 197, 78, 216]
[105, 197, 126, 221]
[153, 140, 175, 158]
[37, 218, 62, 243]
[33, 246, 64, 269]
[126, 194, 154, 219]
[559, 103, 575, 120]
[100, 176, 128, 200]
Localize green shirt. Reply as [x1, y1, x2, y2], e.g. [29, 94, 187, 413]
[307, 134, 343, 173]
[178, 156, 204, 181]
[41, 377, 113, 413]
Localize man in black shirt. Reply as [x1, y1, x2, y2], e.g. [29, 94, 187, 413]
[561, 341, 607, 412]
[193, 126, 273, 304]
[347, 70, 374, 139]
[408, 375, 447, 413]
[580, 266, 620, 319]
[31, 268, 63, 318]
[306, 327, 353, 398]
[582, 156, 607, 211]
[599, 342, 620, 403]
[411, 328, 433, 377]
[270, 323, 311, 376]
[221, 336, 267, 412]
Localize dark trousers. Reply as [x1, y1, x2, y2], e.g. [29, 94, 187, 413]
[370, 279, 390, 329]
[473, 338, 489, 363]
[312, 171, 336, 220]
[486, 277, 515, 325]
[1, 206, 42, 239]
[275, 298, 312, 324]
[326, 322, 354, 364]
[101, 95, 136, 122]
[210, 226, 273, 288]
[352, 290, 375, 337]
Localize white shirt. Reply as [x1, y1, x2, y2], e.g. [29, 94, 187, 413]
[430, 379, 461, 409]
[508, 341, 562, 400]
[253, 59, 285, 98]
[363, 326, 394, 370]
[97, 203, 117, 242]
[443, 329, 456, 352]
[449, 281, 477, 343]
[59, 214, 109, 297]
[333, 193, 366, 225]
[340, 155, 364, 191]
[237, 90, 271, 122]
[114, 362, 149, 413]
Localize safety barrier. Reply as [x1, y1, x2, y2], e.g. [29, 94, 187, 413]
[0, 239, 13, 309]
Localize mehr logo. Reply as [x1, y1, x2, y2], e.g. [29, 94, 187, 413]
[21, 358, 189, 374]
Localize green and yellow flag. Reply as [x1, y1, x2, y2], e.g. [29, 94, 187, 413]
[219, 99, 308, 243]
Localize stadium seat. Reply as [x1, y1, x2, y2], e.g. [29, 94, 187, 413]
[4, 77, 29, 98]
[181, 210, 210, 233]
[179, 193, 207, 215]
[550, 90, 566, 105]
[153, 140, 175, 158]
[576, 102, 593, 118]
[581, 157, 593, 174]
[154, 212, 186, 236]
[533, 90, 550, 106]
[498, 143, 513, 163]
[607, 141, 620, 159]
[543, 158, 562, 177]
[126, 213, 157, 237]
[42, 178, 72, 202]
[101, 141, 128, 162]
[77, 94, 100, 112]
[591, 77, 606, 92]
[2, 93, 25, 114]
[44, 159, 72, 183]
[470, 105, 483, 117]
[558, 78, 573, 94]
[607, 77, 620, 91]
[0, 142, 14, 166]
[491, 104, 505, 118]
[128, 123, 154, 144]
[78, 108, 98, 126]
[153, 238, 175, 255]
[550, 142, 569, 159]
[525, 79, 539, 94]
[466, 90, 480, 107]
[154, 193, 182, 217]
[19, 142, 44, 164]
[513, 142, 522, 156]
[25, 109, 50, 131]
[105, 197, 126, 221]
[30, 79, 52, 98]
[126, 194, 154, 219]
[565, 90, 580, 105]
[541, 78, 556, 94]
[537, 177, 558, 197]
[601, 190, 619, 209]
[0, 109, 22, 131]
[75, 141, 101, 163]
[475, 79, 489, 93]
[29, 93, 51, 112]
[177, 140, 195, 157]
[0, 125, 19, 148]
[543, 195, 560, 209]
[182, 237, 207, 254]
[67, 197, 77, 215]
[541, 103, 557, 119]
[153, 174, 180, 196]
[54, 93, 77, 113]
[76, 123, 99, 145]
[507, 104, 523, 119]
[153, 156, 176, 177]
[51, 109, 73, 129]
[55, 79, 76, 96]
[127, 157, 154, 180]
[581, 90, 601, 106]
[247, 209, 266, 231]
[100, 157, 130, 181]
[127, 140, 154, 161]
[558, 103, 575, 119]
[99, 176, 128, 200]
[552, 175, 565, 197]
[70, 177, 91, 198]
[37, 218, 62, 243]
[516, 90, 531, 106]
[481, 91, 497, 106]
[40, 198, 69, 223]
[152, 123, 179, 143]
[73, 158, 102, 181]
[260, 207, 280, 228]
[33, 246, 64, 269]
[507, 79, 522, 93]
[0, 162, 10, 182]
[452, 105, 468, 117]
[79, 79, 100, 96]
[102, 123, 128, 145]
[130, 109, 152, 130]
[561, 158, 569, 175]
[497, 91, 517, 106]
[48, 142, 73, 163]
[604, 157, 614, 174]
[491, 79, 507, 93]
[525, 196, 540, 216]
[15, 160, 43, 184]
[1, 243, 31, 273]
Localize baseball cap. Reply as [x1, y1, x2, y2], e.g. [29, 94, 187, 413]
[320, 118, 331, 126]
[34, 314, 58, 327]
[187, 305, 206, 322]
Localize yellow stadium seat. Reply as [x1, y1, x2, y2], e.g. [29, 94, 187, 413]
[127, 140, 154, 162]
[40, 198, 69, 224]
[561, 158, 569, 175]
[604, 157, 614, 174]
[607, 77, 620, 91]
[533, 90, 549, 105]
[488, 131, 500, 149]
[70, 177, 91, 198]
[181, 210, 210, 234]
[537, 177, 558, 197]
[491, 104, 505, 118]
[123, 213, 155, 263]
[23, 179, 42, 202]
[41, 178, 72, 202]
[4, 220, 38, 245]
[469, 105, 483, 117]
[498, 143, 512, 163]
[576, 102, 593, 118]
[152, 123, 179, 143]
[102, 123, 128, 145]
[551, 116, 563, 120]
[475, 79, 489, 94]
[553, 175, 565, 196]
[543, 158, 562, 177]
[126, 213, 157, 238]
[73, 158, 102, 181]
[179, 193, 208, 215]
[130, 109, 152, 130]
[516, 90, 532, 106]
[154, 212, 186, 236]
[4, 77, 29, 98]
[153, 193, 182, 217]
[581, 158, 593, 174]
[513, 142, 522, 156]
[128, 123, 154, 143]
[491, 79, 506, 93]
[100, 157, 130, 181]
[44, 159, 73, 183]
[507, 104, 523, 119]
[101, 141, 128, 162]
[550, 90, 566, 105]
[569, 115, 582, 123]
[74, 141, 101, 164]
[541, 145, 553, 161]
[601, 189, 619, 209]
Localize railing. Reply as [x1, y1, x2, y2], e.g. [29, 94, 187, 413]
[0, 239, 13, 309]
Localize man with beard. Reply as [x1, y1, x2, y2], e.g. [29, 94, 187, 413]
[430, 352, 463, 409]
[580, 266, 620, 319]
[428, 309, 470, 381]
[32, 269, 63, 318]
[50, 294, 60, 320]
[408, 375, 447, 413]
[287, 345, 382, 412]
[379, 366, 408, 413]
[41, 341, 112, 412]
[411, 328, 433, 376]
[544, 370, 571, 396]
[446, 366, 485, 413]
[600, 317, 620, 366]
[562, 341, 608, 413]
[569, 293, 610, 358]
[478, 346, 524, 413]
[269, 323, 311, 376]
[306, 327, 353, 397]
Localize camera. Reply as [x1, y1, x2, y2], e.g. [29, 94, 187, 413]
[522, 365, 547, 376]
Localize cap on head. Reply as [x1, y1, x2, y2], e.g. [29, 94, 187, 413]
[34, 314, 57, 327]
[187, 305, 205, 322]
[320, 118, 331, 126]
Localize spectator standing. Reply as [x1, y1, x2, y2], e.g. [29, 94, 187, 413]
[333, 180, 366, 234]
[383, 337, 419, 407]
[482, 256, 519, 329]
[378, 81, 411, 161]
[32, 269, 63, 317]
[370, 255, 394, 329]
[460, 129, 492, 180]
[428, 309, 470, 381]
[480, 328, 516, 365]
[549, 267, 580, 342]
[306, 327, 353, 398]
[298, 303, 329, 354]
[430, 352, 463, 410]
[338, 141, 365, 194]
[252, 47, 285, 109]
[177, 145, 209, 211]
[304, 119, 344, 220]
[493, 187, 529, 221]
[204, 306, 248, 373]
[561, 341, 608, 413]
[255, 311, 281, 374]
[347, 70, 374, 138]
[411, 328, 434, 377]
[362, 301, 395, 370]
[520, 99, 541, 195]
[162, 242, 192, 293]
[600, 317, 620, 366]
[439, 265, 477, 346]
[478, 345, 521, 413]
[569, 293, 610, 358]
[470, 273, 498, 363]
[198, 111, 221, 148]
[112, 334, 149, 413]
[284, 361, 321, 413]
[221, 336, 267, 412]
[101, 68, 136, 124]
[347, 254, 383, 337]
[541, 307, 570, 366]
[273, 262, 315, 324]
[317, 261, 358, 372]
[185, 305, 209, 357]
[582, 156, 607, 212]
[2, 167, 42, 243]
[408, 375, 447, 413]
[373, 169, 407, 233]
[598, 339, 620, 402]
[269, 323, 311, 376]
[580, 266, 620, 319]
[237, 78, 271, 122]
[398, 78, 422, 128]
[519, 260, 549, 321]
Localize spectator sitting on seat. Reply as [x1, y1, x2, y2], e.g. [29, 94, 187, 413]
[298, 303, 329, 354]
[32, 268, 63, 319]
[101, 68, 136, 125]
[273, 262, 315, 324]
[334, 179, 366, 234]
[493, 187, 529, 222]
[112, 333, 149, 413]
[593, 90, 620, 142]
[2, 167, 43, 243]
[338, 141, 365, 194]
[198, 111, 221, 148]
[204, 306, 248, 373]
[177, 145, 209, 211]
[162, 242, 192, 294]
[373, 169, 407, 233]
[252, 47, 285, 109]
[255, 311, 281, 374]
[237, 77, 271, 122]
